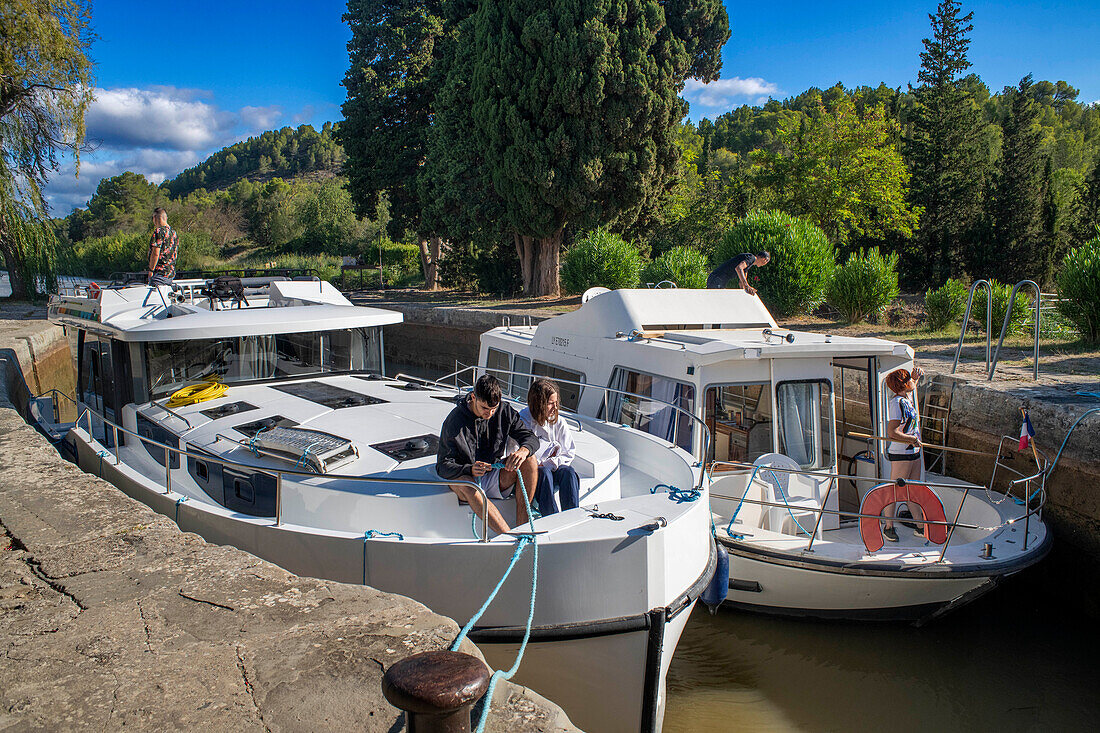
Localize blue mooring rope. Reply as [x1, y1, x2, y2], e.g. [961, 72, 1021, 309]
[650, 483, 702, 503]
[451, 461, 539, 733]
[725, 466, 760, 538]
[363, 529, 404, 541]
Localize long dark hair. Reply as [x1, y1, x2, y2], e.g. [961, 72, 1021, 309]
[527, 378, 560, 423]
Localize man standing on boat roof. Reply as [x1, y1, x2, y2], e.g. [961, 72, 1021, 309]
[706, 251, 770, 294]
[147, 207, 178, 286]
[437, 374, 541, 534]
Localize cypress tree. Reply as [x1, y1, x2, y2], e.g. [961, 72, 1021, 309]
[339, 0, 450, 288]
[904, 0, 991, 284]
[1072, 155, 1100, 243]
[991, 75, 1045, 283]
[426, 0, 729, 296]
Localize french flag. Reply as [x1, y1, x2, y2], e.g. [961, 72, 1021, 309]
[1019, 412, 1035, 450]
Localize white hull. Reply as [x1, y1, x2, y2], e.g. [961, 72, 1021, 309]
[720, 541, 1003, 621]
[70, 430, 711, 733]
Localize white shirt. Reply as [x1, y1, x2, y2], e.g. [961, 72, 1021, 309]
[518, 406, 575, 471]
[887, 394, 921, 455]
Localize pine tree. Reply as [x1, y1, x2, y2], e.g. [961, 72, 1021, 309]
[904, 0, 991, 284]
[991, 75, 1045, 283]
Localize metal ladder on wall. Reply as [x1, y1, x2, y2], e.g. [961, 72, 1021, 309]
[950, 279, 1042, 381]
[919, 376, 956, 474]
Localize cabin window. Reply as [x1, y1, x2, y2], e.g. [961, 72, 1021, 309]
[145, 327, 383, 398]
[604, 368, 695, 452]
[511, 355, 532, 400]
[705, 383, 772, 465]
[78, 332, 116, 421]
[485, 348, 511, 393]
[776, 380, 835, 470]
[532, 362, 584, 411]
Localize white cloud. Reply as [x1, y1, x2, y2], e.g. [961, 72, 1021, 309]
[84, 86, 237, 151]
[43, 84, 300, 213]
[683, 76, 781, 110]
[241, 104, 283, 131]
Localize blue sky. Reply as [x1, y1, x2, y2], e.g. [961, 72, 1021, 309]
[47, 0, 1100, 213]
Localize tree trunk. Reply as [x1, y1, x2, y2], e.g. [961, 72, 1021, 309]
[516, 228, 562, 297]
[0, 218, 29, 300]
[513, 234, 533, 294]
[417, 236, 445, 291]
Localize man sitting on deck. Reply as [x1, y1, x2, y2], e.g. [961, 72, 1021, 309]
[437, 374, 540, 534]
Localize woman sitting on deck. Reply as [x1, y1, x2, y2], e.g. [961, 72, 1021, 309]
[521, 378, 580, 515]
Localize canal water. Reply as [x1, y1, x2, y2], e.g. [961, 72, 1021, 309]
[664, 549, 1100, 732]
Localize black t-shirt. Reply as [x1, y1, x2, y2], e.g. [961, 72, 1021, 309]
[706, 253, 756, 289]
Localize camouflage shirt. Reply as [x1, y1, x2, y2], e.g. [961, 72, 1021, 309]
[148, 225, 178, 278]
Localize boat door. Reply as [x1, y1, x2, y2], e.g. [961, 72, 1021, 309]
[833, 356, 879, 511]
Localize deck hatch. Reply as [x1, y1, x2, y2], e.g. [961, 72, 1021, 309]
[199, 401, 258, 420]
[370, 434, 440, 462]
[270, 382, 388, 409]
[233, 415, 298, 438]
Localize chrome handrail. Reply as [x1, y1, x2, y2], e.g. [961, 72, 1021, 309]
[989, 279, 1041, 381]
[403, 364, 711, 489]
[710, 459, 1046, 562]
[70, 406, 494, 542]
[952, 279, 993, 374]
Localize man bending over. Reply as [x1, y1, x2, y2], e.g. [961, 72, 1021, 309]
[437, 374, 540, 534]
[706, 250, 770, 294]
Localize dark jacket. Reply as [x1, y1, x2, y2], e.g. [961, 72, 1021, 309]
[436, 397, 539, 480]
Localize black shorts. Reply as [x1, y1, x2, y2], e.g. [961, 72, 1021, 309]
[887, 451, 922, 462]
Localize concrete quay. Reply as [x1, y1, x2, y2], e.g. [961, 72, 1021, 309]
[0, 311, 576, 732]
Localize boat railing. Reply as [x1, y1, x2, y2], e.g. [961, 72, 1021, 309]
[708, 456, 1047, 560]
[401, 364, 711, 490]
[48, 390, 495, 542]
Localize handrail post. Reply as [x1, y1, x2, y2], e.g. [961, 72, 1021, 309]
[275, 472, 282, 526]
[804, 478, 835, 553]
[112, 424, 120, 465]
[164, 451, 172, 495]
[937, 486, 971, 563]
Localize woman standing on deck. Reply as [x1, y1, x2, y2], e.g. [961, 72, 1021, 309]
[883, 367, 926, 542]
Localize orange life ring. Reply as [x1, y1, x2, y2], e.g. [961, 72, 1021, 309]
[859, 482, 949, 552]
[87, 282, 101, 299]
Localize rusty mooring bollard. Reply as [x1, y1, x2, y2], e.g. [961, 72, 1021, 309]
[382, 650, 491, 733]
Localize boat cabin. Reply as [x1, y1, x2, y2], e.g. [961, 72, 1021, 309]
[48, 277, 400, 435]
[480, 288, 917, 516]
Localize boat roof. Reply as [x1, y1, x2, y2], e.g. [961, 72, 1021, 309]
[48, 279, 402, 342]
[514, 288, 911, 361]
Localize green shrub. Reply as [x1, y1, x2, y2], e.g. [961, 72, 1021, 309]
[989, 278, 1033, 336]
[561, 228, 643, 294]
[240, 252, 342, 282]
[924, 278, 969, 331]
[439, 236, 522, 294]
[826, 248, 900, 324]
[714, 210, 835, 317]
[1057, 236, 1100, 343]
[640, 246, 709, 289]
[361, 240, 422, 276]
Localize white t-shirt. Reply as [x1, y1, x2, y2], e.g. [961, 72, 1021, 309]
[887, 394, 921, 455]
[518, 406, 575, 470]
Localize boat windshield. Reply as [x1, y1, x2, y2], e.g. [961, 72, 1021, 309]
[145, 327, 382, 398]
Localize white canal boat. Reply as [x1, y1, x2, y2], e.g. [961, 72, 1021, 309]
[39, 278, 716, 732]
[477, 287, 1051, 622]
